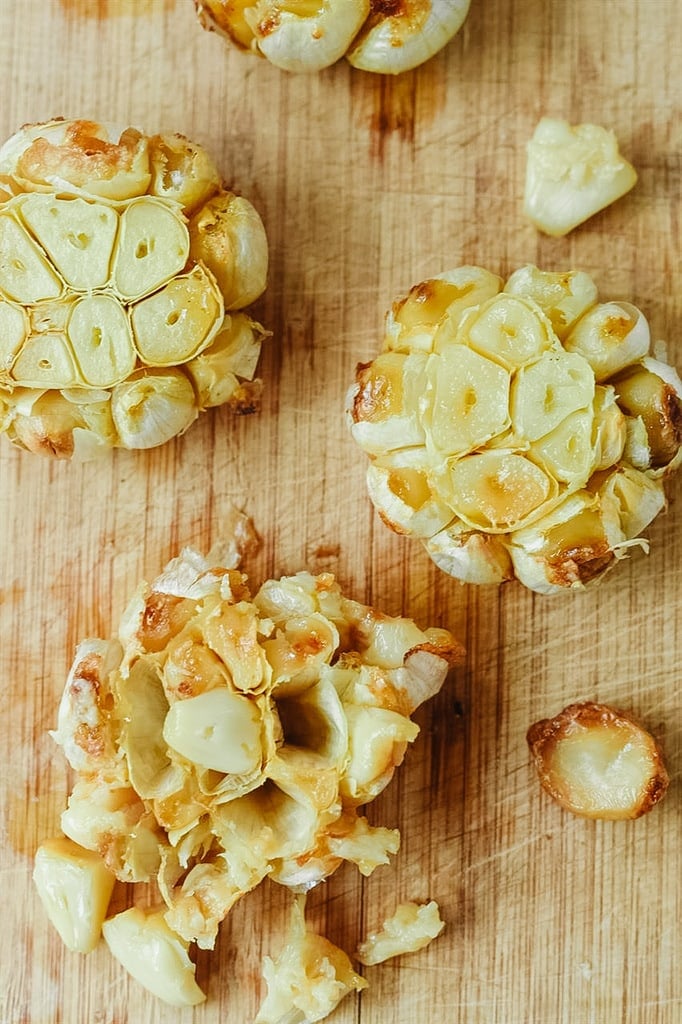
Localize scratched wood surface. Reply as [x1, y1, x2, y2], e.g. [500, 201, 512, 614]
[1, 1, 681, 1022]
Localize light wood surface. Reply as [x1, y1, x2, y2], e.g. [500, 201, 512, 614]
[1, 1, 681, 1022]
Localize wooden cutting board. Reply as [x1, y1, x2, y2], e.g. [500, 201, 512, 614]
[1, 1, 681, 1022]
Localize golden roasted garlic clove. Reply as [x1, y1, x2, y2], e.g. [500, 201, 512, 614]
[162, 688, 264, 775]
[347, 0, 471, 75]
[102, 906, 206, 1006]
[110, 369, 198, 449]
[188, 190, 268, 309]
[524, 118, 637, 237]
[33, 837, 116, 954]
[527, 701, 669, 820]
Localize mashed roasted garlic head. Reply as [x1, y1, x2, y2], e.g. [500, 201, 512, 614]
[40, 531, 463, 1004]
[0, 118, 269, 458]
[347, 264, 682, 595]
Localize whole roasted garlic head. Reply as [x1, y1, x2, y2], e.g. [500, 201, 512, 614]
[0, 119, 269, 458]
[347, 264, 682, 595]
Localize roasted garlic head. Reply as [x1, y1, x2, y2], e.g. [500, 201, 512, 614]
[195, 0, 471, 75]
[0, 119, 269, 458]
[347, 264, 682, 595]
[41, 530, 463, 1002]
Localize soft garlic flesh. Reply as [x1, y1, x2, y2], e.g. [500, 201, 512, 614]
[347, 264, 682, 595]
[195, 0, 471, 74]
[0, 118, 269, 458]
[40, 524, 464, 1003]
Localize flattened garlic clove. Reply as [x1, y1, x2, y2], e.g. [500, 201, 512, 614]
[33, 836, 116, 953]
[102, 906, 206, 1006]
[527, 701, 669, 820]
[245, 0, 370, 73]
[347, 0, 471, 75]
[524, 118, 637, 237]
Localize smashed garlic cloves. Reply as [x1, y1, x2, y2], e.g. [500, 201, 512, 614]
[347, 264, 682, 595]
[38, 529, 464, 1005]
[527, 701, 669, 820]
[0, 118, 270, 458]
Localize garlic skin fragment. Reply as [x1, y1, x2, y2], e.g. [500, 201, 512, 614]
[0, 118, 270, 458]
[524, 118, 637, 237]
[348, 263, 682, 594]
[347, 0, 471, 75]
[33, 837, 116, 953]
[355, 899, 445, 966]
[527, 702, 669, 820]
[102, 906, 206, 1006]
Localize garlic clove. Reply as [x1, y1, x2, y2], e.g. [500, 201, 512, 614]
[0, 212, 63, 303]
[112, 197, 190, 302]
[188, 191, 268, 310]
[524, 118, 637, 237]
[564, 301, 650, 383]
[245, 0, 370, 73]
[162, 687, 264, 775]
[67, 294, 136, 387]
[511, 349, 595, 442]
[148, 133, 221, 215]
[110, 369, 198, 449]
[129, 265, 223, 366]
[504, 265, 599, 340]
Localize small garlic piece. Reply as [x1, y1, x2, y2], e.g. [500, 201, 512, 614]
[102, 906, 206, 1006]
[347, 0, 471, 75]
[355, 900, 445, 965]
[33, 836, 116, 954]
[524, 118, 637, 237]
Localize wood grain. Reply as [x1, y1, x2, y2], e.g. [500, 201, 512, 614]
[1, 1, 681, 1022]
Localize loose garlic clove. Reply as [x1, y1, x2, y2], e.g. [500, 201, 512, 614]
[102, 906, 206, 1006]
[524, 118, 637, 237]
[244, 1, 371, 73]
[347, 0, 471, 75]
[527, 701, 669, 820]
[33, 837, 116, 953]
[162, 687, 264, 775]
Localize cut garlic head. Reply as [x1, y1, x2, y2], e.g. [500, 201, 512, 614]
[0, 118, 269, 458]
[196, 0, 471, 74]
[348, 264, 682, 594]
[524, 118, 637, 237]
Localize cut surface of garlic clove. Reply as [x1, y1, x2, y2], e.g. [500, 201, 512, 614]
[0, 213, 63, 304]
[504, 265, 598, 340]
[245, 0, 370, 73]
[524, 118, 637, 237]
[102, 906, 206, 1006]
[463, 294, 554, 370]
[148, 133, 221, 215]
[112, 197, 190, 302]
[129, 265, 223, 366]
[162, 687, 263, 775]
[19, 193, 118, 291]
[347, 0, 471, 74]
[442, 450, 555, 533]
[527, 701, 669, 820]
[0, 295, 28, 374]
[33, 836, 116, 953]
[11, 332, 81, 388]
[67, 294, 136, 387]
[511, 349, 595, 442]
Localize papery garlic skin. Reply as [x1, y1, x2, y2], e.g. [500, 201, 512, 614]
[524, 118, 637, 237]
[347, 264, 682, 594]
[195, 0, 471, 74]
[0, 118, 269, 458]
[43, 526, 464, 975]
